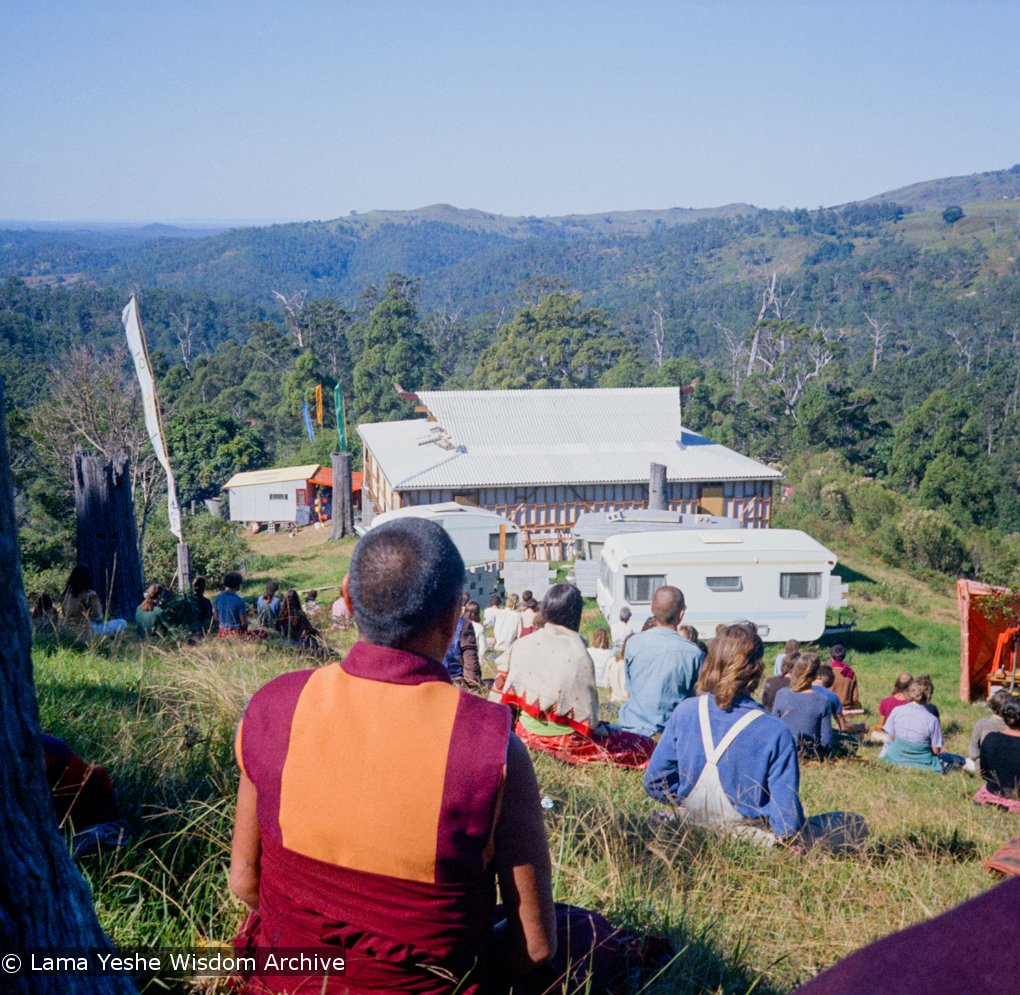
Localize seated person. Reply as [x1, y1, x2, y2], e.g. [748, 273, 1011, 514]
[882, 678, 963, 772]
[443, 597, 480, 687]
[135, 584, 170, 638]
[41, 733, 128, 856]
[762, 652, 798, 711]
[497, 584, 655, 768]
[879, 672, 913, 724]
[276, 589, 321, 649]
[677, 624, 709, 656]
[230, 518, 659, 993]
[256, 580, 281, 626]
[774, 638, 800, 677]
[492, 593, 523, 652]
[605, 639, 629, 703]
[482, 594, 501, 632]
[611, 606, 635, 649]
[587, 627, 615, 687]
[828, 645, 862, 713]
[330, 581, 354, 630]
[973, 695, 1020, 812]
[464, 599, 488, 659]
[214, 572, 250, 637]
[31, 592, 59, 635]
[302, 589, 321, 616]
[192, 576, 214, 631]
[643, 623, 866, 851]
[772, 654, 840, 760]
[966, 689, 1009, 772]
[60, 565, 128, 637]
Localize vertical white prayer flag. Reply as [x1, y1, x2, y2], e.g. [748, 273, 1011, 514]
[122, 296, 183, 540]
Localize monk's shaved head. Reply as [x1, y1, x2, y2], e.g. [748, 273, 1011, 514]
[651, 586, 685, 626]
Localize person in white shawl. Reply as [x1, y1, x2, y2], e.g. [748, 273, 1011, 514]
[496, 584, 655, 769]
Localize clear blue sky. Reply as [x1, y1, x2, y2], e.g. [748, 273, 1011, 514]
[2, 0, 1018, 223]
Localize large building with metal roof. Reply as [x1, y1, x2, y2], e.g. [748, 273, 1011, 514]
[358, 388, 782, 558]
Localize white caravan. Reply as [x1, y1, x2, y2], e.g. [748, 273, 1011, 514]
[596, 529, 848, 643]
[368, 502, 524, 567]
[571, 508, 742, 596]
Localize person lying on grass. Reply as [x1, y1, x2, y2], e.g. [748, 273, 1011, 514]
[230, 519, 664, 994]
[643, 622, 867, 851]
[496, 583, 656, 768]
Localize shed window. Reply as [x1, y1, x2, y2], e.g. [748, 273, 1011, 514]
[268, 493, 288, 501]
[489, 532, 519, 551]
[706, 576, 743, 592]
[624, 574, 666, 604]
[780, 573, 821, 599]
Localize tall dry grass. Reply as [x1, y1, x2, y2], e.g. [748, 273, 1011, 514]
[30, 595, 1015, 993]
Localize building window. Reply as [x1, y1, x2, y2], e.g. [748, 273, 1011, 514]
[268, 493, 288, 501]
[624, 574, 666, 604]
[780, 573, 821, 599]
[706, 576, 743, 592]
[489, 532, 519, 551]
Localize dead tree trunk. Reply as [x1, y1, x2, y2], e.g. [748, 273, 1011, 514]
[648, 463, 668, 511]
[0, 378, 135, 993]
[73, 451, 144, 619]
[330, 452, 356, 540]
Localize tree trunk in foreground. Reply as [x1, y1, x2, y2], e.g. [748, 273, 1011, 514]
[73, 451, 144, 619]
[329, 451, 356, 540]
[0, 378, 135, 993]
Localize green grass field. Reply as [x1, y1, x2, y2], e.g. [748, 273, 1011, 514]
[31, 530, 1017, 993]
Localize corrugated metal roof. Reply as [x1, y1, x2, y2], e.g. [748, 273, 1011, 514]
[358, 388, 782, 489]
[224, 465, 320, 489]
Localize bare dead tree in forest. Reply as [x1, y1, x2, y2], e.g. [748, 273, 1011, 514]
[748, 318, 844, 416]
[0, 376, 134, 994]
[170, 311, 197, 373]
[746, 271, 794, 377]
[946, 328, 976, 374]
[30, 345, 163, 551]
[864, 312, 892, 372]
[272, 289, 309, 348]
[649, 299, 667, 367]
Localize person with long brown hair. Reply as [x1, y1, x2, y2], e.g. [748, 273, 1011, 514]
[643, 622, 867, 850]
[771, 653, 840, 759]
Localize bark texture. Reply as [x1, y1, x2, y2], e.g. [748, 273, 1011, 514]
[0, 378, 135, 992]
[73, 451, 143, 619]
[329, 451, 356, 540]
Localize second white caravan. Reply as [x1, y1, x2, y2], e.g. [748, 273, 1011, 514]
[596, 528, 848, 643]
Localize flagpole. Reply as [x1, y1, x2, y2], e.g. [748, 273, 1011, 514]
[123, 296, 191, 593]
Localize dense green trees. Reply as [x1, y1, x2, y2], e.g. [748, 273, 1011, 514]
[474, 292, 630, 389]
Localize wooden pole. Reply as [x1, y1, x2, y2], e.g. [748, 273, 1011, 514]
[177, 543, 192, 595]
[0, 379, 133, 993]
[329, 451, 356, 540]
[73, 450, 144, 619]
[648, 462, 668, 511]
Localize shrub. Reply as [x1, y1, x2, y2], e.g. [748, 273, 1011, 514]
[143, 511, 250, 588]
[896, 509, 967, 575]
[847, 479, 903, 534]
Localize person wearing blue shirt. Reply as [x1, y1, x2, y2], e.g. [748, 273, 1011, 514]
[618, 587, 703, 736]
[214, 571, 249, 635]
[644, 622, 868, 850]
[773, 654, 840, 759]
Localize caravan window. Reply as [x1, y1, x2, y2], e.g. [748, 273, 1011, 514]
[706, 576, 743, 593]
[624, 574, 666, 604]
[488, 532, 519, 551]
[268, 493, 288, 501]
[780, 573, 822, 599]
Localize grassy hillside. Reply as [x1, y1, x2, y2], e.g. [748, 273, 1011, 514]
[863, 163, 1020, 210]
[30, 527, 1017, 992]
